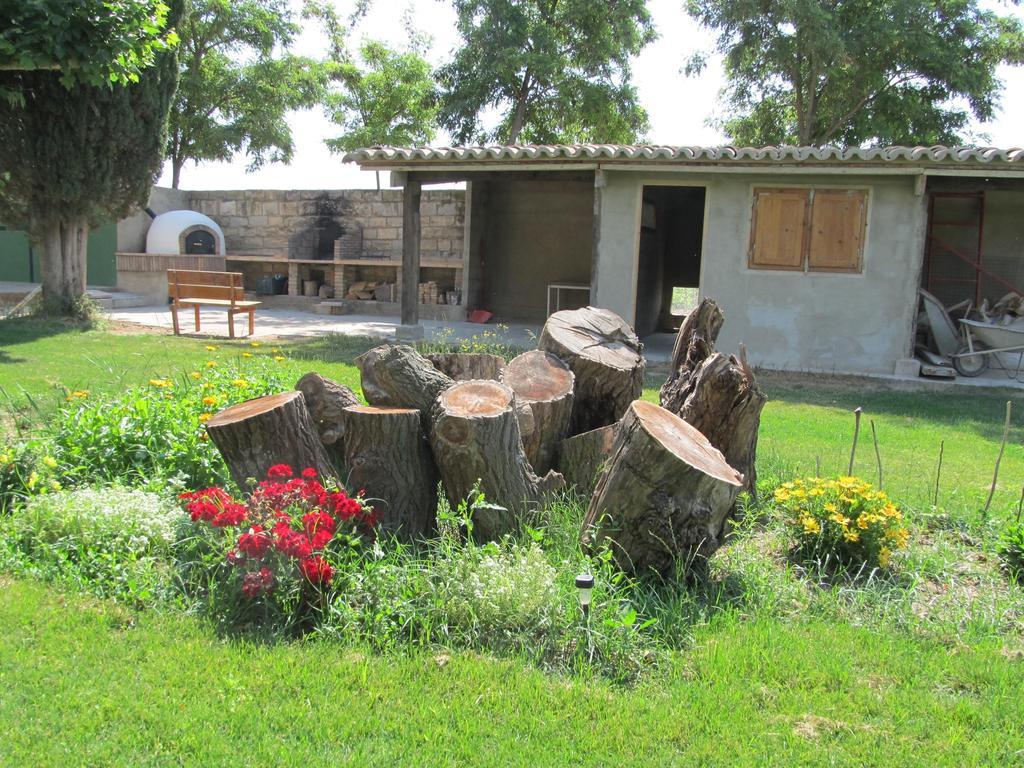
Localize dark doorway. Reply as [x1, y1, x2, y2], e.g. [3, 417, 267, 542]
[635, 185, 706, 336]
[183, 228, 217, 255]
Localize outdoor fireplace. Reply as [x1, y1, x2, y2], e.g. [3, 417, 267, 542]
[146, 210, 226, 255]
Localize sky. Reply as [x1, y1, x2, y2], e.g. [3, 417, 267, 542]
[158, 0, 1024, 191]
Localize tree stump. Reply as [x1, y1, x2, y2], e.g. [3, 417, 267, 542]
[500, 350, 575, 474]
[356, 344, 453, 412]
[206, 391, 337, 490]
[660, 297, 725, 412]
[295, 372, 359, 447]
[339, 405, 437, 541]
[670, 350, 766, 498]
[430, 380, 563, 540]
[426, 352, 506, 381]
[582, 400, 743, 575]
[557, 423, 617, 497]
[538, 306, 645, 434]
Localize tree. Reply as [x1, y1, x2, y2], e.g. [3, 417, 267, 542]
[0, 3, 182, 313]
[166, 0, 328, 188]
[324, 39, 439, 189]
[438, 0, 656, 145]
[0, 0, 177, 101]
[686, 0, 1024, 147]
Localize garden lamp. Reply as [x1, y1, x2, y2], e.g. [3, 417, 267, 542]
[575, 573, 595, 618]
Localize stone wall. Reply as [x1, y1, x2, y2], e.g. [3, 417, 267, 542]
[186, 188, 465, 262]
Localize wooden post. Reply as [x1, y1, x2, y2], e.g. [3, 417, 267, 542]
[401, 177, 422, 329]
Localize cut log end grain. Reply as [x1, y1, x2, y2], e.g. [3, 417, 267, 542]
[438, 380, 513, 416]
[501, 351, 575, 474]
[582, 400, 743, 575]
[206, 390, 337, 490]
[340, 404, 437, 541]
[538, 307, 645, 434]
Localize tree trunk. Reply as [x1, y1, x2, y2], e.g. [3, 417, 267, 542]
[171, 155, 183, 190]
[538, 306, 645, 434]
[670, 351, 766, 499]
[659, 297, 724, 411]
[430, 380, 563, 540]
[500, 350, 574, 474]
[39, 218, 89, 312]
[206, 391, 338, 490]
[340, 405, 437, 541]
[426, 352, 506, 381]
[557, 423, 617, 497]
[356, 344, 453, 413]
[295, 372, 359, 449]
[582, 400, 744, 575]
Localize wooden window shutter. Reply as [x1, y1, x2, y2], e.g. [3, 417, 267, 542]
[748, 188, 810, 270]
[808, 189, 867, 272]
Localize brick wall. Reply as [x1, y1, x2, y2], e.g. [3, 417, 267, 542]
[186, 189, 465, 262]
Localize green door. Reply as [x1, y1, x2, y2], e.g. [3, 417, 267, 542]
[0, 222, 117, 285]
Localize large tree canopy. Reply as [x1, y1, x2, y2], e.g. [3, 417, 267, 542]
[0, 2, 182, 312]
[0, 0, 177, 90]
[438, 0, 656, 144]
[324, 38, 438, 183]
[166, 0, 328, 188]
[687, 0, 1024, 147]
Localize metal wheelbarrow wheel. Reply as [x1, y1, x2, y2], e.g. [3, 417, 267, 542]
[953, 343, 989, 377]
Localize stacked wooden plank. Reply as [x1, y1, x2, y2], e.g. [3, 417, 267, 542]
[418, 281, 442, 304]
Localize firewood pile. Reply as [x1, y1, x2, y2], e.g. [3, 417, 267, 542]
[204, 301, 766, 575]
[418, 281, 443, 304]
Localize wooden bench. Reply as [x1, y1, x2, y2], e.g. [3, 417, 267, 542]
[168, 269, 260, 339]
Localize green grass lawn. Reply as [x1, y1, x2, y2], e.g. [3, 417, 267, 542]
[3, 577, 1022, 767]
[3, 317, 1024, 766]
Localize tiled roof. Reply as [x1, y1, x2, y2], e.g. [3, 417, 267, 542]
[344, 144, 1024, 167]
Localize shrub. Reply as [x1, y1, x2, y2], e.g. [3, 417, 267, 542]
[997, 517, 1024, 583]
[0, 441, 66, 513]
[775, 476, 909, 570]
[437, 540, 560, 642]
[418, 324, 525, 359]
[175, 465, 378, 634]
[49, 355, 292, 490]
[0, 487, 185, 605]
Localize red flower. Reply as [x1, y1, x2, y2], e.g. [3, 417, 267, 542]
[226, 550, 245, 567]
[301, 467, 318, 479]
[181, 487, 233, 523]
[299, 555, 333, 585]
[302, 511, 336, 539]
[275, 529, 312, 560]
[238, 526, 272, 559]
[241, 571, 264, 598]
[212, 502, 248, 528]
[267, 464, 294, 479]
[258, 566, 275, 590]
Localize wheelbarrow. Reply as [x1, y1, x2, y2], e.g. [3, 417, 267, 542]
[952, 318, 1024, 378]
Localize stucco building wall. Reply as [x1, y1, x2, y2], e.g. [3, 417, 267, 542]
[596, 170, 929, 375]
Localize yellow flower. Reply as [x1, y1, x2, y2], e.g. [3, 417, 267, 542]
[199, 433, 209, 441]
[0, 453, 9, 464]
[774, 488, 791, 502]
[42, 456, 57, 469]
[71, 390, 89, 399]
[49, 480, 62, 491]
[856, 515, 870, 529]
[199, 412, 213, 423]
[829, 512, 850, 527]
[801, 516, 821, 535]
[149, 378, 172, 388]
[202, 395, 218, 406]
[26, 471, 39, 490]
[189, 371, 202, 380]
[885, 528, 910, 549]
[231, 379, 248, 388]
[250, 341, 262, 347]
[271, 348, 281, 354]
[242, 352, 253, 358]
[274, 355, 286, 362]
[205, 345, 219, 351]
[202, 382, 214, 390]
[878, 546, 891, 568]
[843, 529, 860, 543]
[206, 361, 217, 368]
[824, 503, 838, 514]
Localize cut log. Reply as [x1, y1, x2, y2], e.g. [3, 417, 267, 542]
[582, 400, 743, 575]
[669, 349, 766, 497]
[538, 306, 645, 434]
[557, 423, 617, 497]
[430, 380, 563, 540]
[340, 405, 437, 541]
[206, 391, 337, 490]
[660, 297, 724, 412]
[426, 352, 506, 381]
[356, 344, 454, 412]
[295, 372, 359, 446]
[500, 350, 574, 474]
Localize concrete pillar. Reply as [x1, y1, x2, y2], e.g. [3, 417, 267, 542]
[401, 177, 422, 329]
